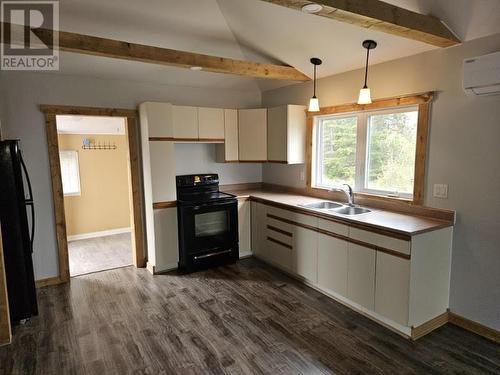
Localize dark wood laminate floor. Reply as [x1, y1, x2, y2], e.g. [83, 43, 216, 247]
[0, 258, 498, 375]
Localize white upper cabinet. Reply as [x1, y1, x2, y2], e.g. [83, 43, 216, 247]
[198, 107, 224, 140]
[172, 105, 198, 139]
[238, 108, 267, 161]
[267, 104, 306, 164]
[139, 102, 173, 138]
[216, 109, 239, 162]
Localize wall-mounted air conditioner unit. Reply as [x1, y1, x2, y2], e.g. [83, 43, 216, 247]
[463, 51, 500, 96]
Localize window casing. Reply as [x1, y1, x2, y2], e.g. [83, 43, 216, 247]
[59, 150, 81, 196]
[312, 105, 419, 199]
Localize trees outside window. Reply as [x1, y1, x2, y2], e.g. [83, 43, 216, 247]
[314, 106, 418, 198]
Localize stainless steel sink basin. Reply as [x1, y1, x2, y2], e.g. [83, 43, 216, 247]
[330, 206, 372, 215]
[300, 201, 343, 210]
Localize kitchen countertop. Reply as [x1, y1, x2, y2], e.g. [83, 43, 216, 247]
[223, 188, 454, 237]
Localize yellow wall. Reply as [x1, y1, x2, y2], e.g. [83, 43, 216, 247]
[58, 134, 131, 236]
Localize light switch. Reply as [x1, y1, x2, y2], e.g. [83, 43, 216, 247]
[433, 184, 448, 199]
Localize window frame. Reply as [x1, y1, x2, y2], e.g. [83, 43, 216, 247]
[306, 92, 433, 206]
[314, 105, 418, 199]
[59, 150, 81, 196]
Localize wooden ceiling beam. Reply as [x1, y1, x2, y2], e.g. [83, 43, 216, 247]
[260, 0, 460, 47]
[2, 22, 310, 81]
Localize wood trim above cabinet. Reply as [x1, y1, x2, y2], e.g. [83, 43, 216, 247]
[153, 201, 177, 209]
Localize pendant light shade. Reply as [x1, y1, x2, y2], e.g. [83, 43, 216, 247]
[308, 97, 320, 112]
[358, 40, 377, 105]
[309, 57, 322, 112]
[357, 88, 372, 105]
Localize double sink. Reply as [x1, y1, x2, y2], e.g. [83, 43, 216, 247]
[299, 201, 372, 216]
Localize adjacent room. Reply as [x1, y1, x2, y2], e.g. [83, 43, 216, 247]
[0, 0, 499, 374]
[56, 115, 133, 276]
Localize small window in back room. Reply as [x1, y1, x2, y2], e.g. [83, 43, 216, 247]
[59, 150, 81, 196]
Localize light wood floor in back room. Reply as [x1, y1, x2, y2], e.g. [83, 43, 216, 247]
[0, 258, 498, 374]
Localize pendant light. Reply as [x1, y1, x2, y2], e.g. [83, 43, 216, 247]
[358, 40, 377, 105]
[308, 57, 322, 112]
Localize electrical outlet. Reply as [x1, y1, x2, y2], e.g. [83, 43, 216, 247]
[433, 184, 448, 199]
[300, 170, 305, 181]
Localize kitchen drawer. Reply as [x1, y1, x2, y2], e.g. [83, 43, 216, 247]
[266, 225, 293, 246]
[266, 215, 293, 233]
[265, 236, 293, 272]
[349, 227, 410, 255]
[266, 205, 317, 227]
[318, 218, 349, 237]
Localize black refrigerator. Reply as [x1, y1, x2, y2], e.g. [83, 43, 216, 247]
[0, 140, 38, 323]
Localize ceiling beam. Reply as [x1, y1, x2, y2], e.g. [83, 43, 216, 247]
[2, 23, 310, 81]
[260, 0, 460, 47]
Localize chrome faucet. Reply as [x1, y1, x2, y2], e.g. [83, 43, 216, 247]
[330, 184, 354, 206]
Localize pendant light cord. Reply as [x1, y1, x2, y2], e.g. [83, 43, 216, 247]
[313, 64, 317, 97]
[363, 48, 370, 88]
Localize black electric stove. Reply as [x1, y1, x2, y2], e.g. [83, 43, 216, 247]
[176, 174, 239, 272]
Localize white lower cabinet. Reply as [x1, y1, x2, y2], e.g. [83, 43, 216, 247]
[293, 226, 318, 283]
[251, 202, 453, 339]
[347, 243, 376, 310]
[251, 202, 266, 257]
[375, 252, 410, 326]
[153, 207, 179, 272]
[238, 200, 251, 255]
[317, 234, 348, 297]
[265, 237, 293, 272]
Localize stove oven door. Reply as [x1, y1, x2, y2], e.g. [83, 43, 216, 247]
[178, 200, 239, 270]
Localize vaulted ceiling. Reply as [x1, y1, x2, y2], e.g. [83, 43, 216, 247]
[48, 0, 500, 92]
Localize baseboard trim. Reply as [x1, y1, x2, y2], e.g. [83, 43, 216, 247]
[35, 276, 63, 288]
[411, 311, 449, 340]
[147, 262, 178, 275]
[67, 227, 131, 241]
[239, 250, 253, 259]
[449, 312, 500, 343]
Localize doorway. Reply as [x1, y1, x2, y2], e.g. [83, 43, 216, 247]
[57, 115, 133, 276]
[41, 105, 145, 284]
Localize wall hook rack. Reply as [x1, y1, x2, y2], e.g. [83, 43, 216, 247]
[82, 139, 117, 150]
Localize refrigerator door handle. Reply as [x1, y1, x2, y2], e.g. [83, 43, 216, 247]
[20, 153, 35, 252]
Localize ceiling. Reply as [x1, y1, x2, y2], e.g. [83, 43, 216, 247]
[44, 0, 500, 92]
[56, 115, 126, 135]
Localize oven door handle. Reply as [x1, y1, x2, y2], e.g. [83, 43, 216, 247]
[191, 200, 235, 210]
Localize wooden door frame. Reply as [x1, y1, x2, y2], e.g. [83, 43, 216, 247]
[40, 104, 146, 284]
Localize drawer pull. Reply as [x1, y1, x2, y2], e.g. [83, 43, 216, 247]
[267, 236, 293, 250]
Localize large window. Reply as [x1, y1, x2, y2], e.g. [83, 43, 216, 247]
[313, 106, 418, 198]
[59, 150, 81, 196]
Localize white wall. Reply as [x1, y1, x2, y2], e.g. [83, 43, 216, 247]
[262, 33, 500, 330]
[175, 143, 261, 184]
[0, 71, 261, 281]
